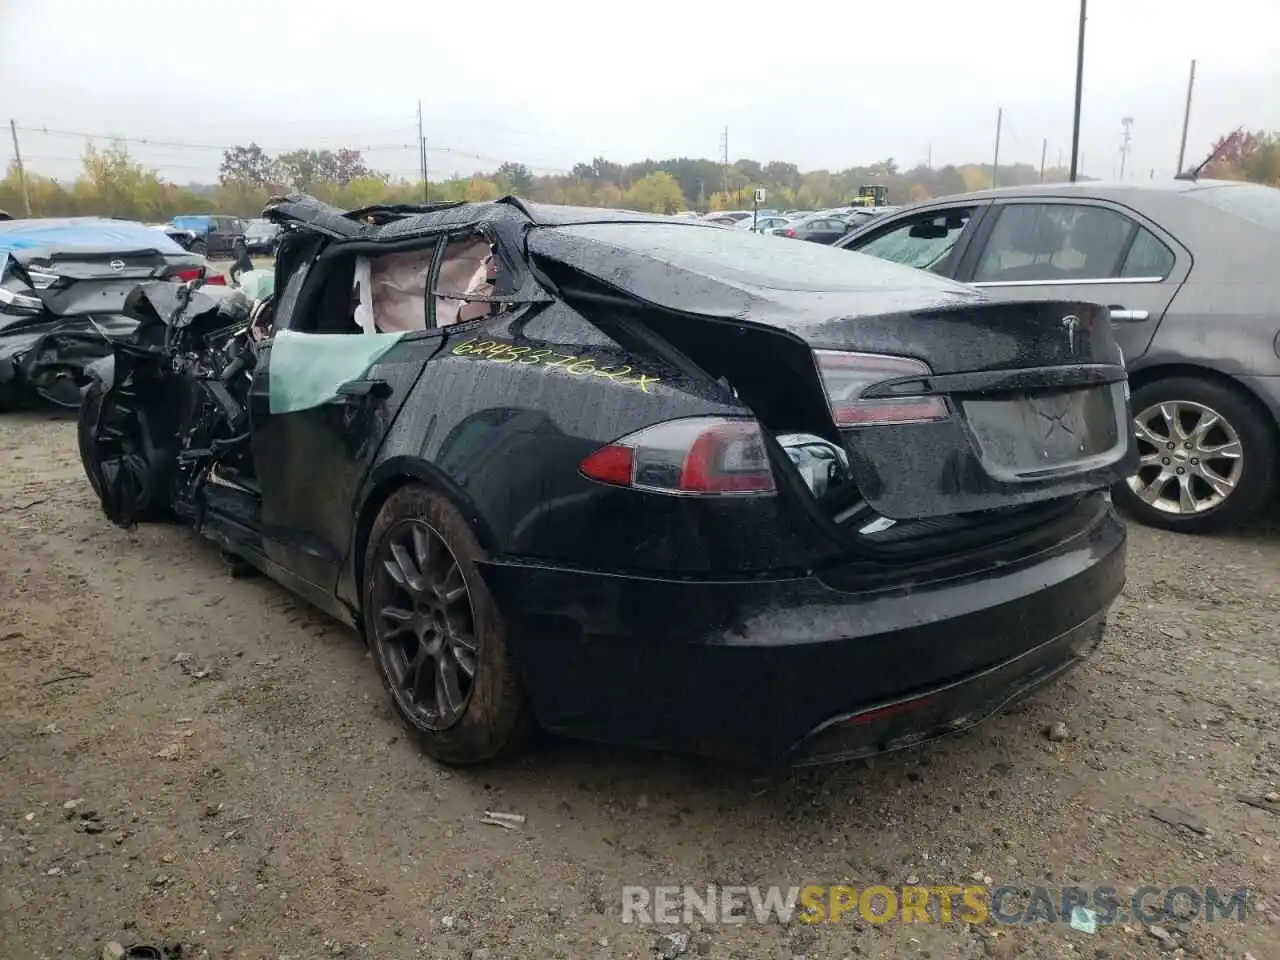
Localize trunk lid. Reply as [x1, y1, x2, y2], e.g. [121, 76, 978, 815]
[530, 220, 1135, 521]
[3, 248, 197, 320]
[18, 247, 177, 283]
[802, 296, 1132, 519]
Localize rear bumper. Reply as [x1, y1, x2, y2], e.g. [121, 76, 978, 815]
[478, 496, 1126, 766]
[0, 325, 112, 406]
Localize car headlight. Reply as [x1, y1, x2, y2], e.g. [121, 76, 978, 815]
[0, 286, 42, 313]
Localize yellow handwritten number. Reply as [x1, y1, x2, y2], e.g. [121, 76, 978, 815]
[450, 339, 658, 391]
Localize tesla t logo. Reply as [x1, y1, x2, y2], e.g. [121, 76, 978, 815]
[109, 259, 125, 272]
[1061, 314, 1081, 354]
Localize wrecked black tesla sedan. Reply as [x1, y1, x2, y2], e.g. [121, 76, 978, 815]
[0, 217, 218, 408]
[79, 193, 1135, 767]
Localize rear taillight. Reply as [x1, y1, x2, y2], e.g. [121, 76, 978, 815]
[784, 229, 797, 238]
[171, 268, 226, 285]
[579, 417, 776, 496]
[813, 351, 948, 428]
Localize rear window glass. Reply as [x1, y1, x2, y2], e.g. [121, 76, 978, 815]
[1184, 183, 1280, 232]
[555, 222, 965, 293]
[1120, 228, 1175, 279]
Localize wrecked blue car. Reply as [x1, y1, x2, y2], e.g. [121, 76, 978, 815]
[79, 193, 1134, 767]
[0, 217, 214, 408]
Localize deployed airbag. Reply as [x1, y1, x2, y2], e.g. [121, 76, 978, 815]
[370, 250, 431, 333]
[268, 329, 404, 413]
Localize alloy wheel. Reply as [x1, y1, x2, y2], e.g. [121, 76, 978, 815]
[372, 519, 478, 730]
[1126, 400, 1244, 515]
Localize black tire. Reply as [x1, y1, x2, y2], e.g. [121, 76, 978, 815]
[362, 483, 530, 765]
[77, 376, 171, 522]
[1112, 376, 1278, 534]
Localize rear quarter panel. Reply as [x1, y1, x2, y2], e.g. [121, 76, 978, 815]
[1125, 191, 1280, 380]
[1139, 280, 1280, 379]
[345, 302, 832, 601]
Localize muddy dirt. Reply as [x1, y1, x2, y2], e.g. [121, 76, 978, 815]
[1, 409, 1277, 960]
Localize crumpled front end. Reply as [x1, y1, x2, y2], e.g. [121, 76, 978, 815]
[81, 280, 258, 528]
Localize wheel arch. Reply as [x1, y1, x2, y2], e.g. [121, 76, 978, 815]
[342, 455, 498, 617]
[1126, 362, 1280, 447]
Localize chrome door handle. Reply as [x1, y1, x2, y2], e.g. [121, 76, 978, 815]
[1108, 307, 1149, 322]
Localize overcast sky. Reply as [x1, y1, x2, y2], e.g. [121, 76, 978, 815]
[2, 0, 1277, 185]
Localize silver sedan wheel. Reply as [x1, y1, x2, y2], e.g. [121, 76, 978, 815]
[1126, 400, 1244, 515]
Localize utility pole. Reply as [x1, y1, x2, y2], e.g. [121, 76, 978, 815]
[421, 137, 429, 202]
[1176, 59, 1197, 175]
[697, 178, 705, 211]
[1040, 138, 1048, 183]
[926, 143, 932, 169]
[991, 108, 1003, 189]
[1119, 116, 1134, 179]
[1069, 0, 1087, 182]
[416, 100, 428, 202]
[8, 120, 32, 216]
[719, 126, 729, 198]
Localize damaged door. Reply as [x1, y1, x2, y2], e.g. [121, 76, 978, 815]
[245, 224, 548, 601]
[247, 238, 447, 596]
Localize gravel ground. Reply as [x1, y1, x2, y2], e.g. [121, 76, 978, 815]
[1, 409, 1277, 960]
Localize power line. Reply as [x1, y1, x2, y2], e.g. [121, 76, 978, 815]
[11, 124, 572, 174]
[16, 154, 432, 179]
[16, 124, 422, 154]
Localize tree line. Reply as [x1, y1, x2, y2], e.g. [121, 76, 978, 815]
[2, 129, 1277, 223]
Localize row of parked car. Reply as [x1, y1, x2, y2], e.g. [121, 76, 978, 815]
[689, 204, 902, 242]
[152, 215, 281, 257]
[0, 181, 1276, 770]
